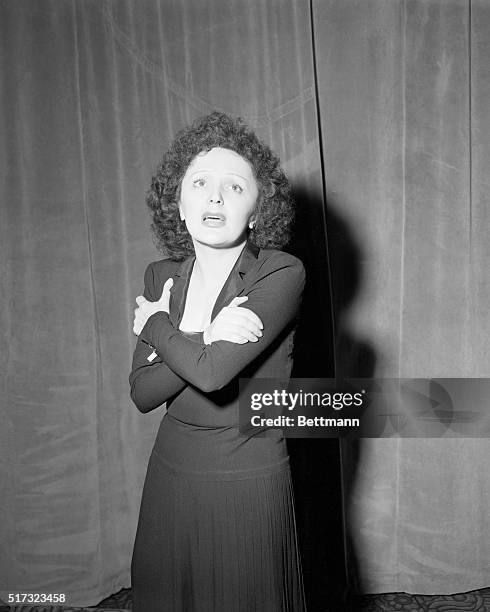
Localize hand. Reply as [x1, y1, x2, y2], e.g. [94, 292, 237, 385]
[133, 278, 173, 336]
[203, 296, 264, 345]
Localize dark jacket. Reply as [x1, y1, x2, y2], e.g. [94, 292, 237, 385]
[129, 241, 305, 422]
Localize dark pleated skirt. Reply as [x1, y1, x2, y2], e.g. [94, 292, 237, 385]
[132, 414, 306, 612]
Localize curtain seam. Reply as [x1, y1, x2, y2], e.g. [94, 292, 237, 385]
[468, 0, 472, 258]
[395, 0, 408, 590]
[308, 0, 347, 597]
[72, 0, 104, 579]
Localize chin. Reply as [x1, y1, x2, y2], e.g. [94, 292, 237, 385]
[193, 233, 247, 250]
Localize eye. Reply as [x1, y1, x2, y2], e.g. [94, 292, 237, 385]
[228, 183, 243, 194]
[192, 177, 207, 188]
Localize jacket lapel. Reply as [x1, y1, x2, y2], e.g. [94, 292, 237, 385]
[168, 255, 195, 327]
[169, 241, 260, 327]
[211, 241, 260, 320]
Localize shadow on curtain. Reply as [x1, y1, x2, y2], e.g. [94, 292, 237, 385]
[0, 0, 336, 607]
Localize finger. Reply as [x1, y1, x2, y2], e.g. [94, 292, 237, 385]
[240, 308, 264, 330]
[135, 295, 146, 306]
[221, 323, 260, 342]
[224, 307, 263, 331]
[159, 278, 174, 301]
[134, 308, 145, 321]
[222, 333, 248, 344]
[218, 315, 262, 338]
[215, 311, 260, 335]
[229, 296, 248, 307]
[227, 318, 262, 337]
[134, 313, 144, 325]
[233, 325, 260, 342]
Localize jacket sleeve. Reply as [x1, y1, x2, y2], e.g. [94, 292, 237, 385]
[129, 262, 187, 413]
[139, 253, 305, 393]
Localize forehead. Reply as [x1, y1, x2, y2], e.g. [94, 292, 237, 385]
[185, 147, 253, 177]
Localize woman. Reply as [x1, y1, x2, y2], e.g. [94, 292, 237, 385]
[130, 112, 306, 611]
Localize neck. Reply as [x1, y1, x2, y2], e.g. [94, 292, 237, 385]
[192, 240, 247, 283]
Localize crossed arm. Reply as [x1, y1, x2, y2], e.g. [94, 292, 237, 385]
[129, 265, 187, 412]
[129, 254, 305, 412]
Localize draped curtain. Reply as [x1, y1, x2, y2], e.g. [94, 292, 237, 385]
[315, 0, 490, 595]
[1, 0, 488, 606]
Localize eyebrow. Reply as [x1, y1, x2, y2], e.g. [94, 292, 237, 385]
[188, 170, 249, 182]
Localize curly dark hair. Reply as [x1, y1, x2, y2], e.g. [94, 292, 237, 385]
[146, 112, 295, 261]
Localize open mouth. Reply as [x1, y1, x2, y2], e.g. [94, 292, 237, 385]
[201, 212, 226, 226]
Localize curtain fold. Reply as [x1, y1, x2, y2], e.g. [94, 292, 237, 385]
[0, 0, 324, 605]
[313, 0, 490, 595]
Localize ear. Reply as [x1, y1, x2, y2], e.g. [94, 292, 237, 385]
[248, 217, 256, 230]
[179, 205, 185, 221]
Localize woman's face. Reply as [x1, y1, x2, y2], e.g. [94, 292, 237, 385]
[179, 147, 258, 249]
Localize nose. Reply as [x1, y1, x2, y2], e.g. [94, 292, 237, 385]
[209, 186, 223, 205]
